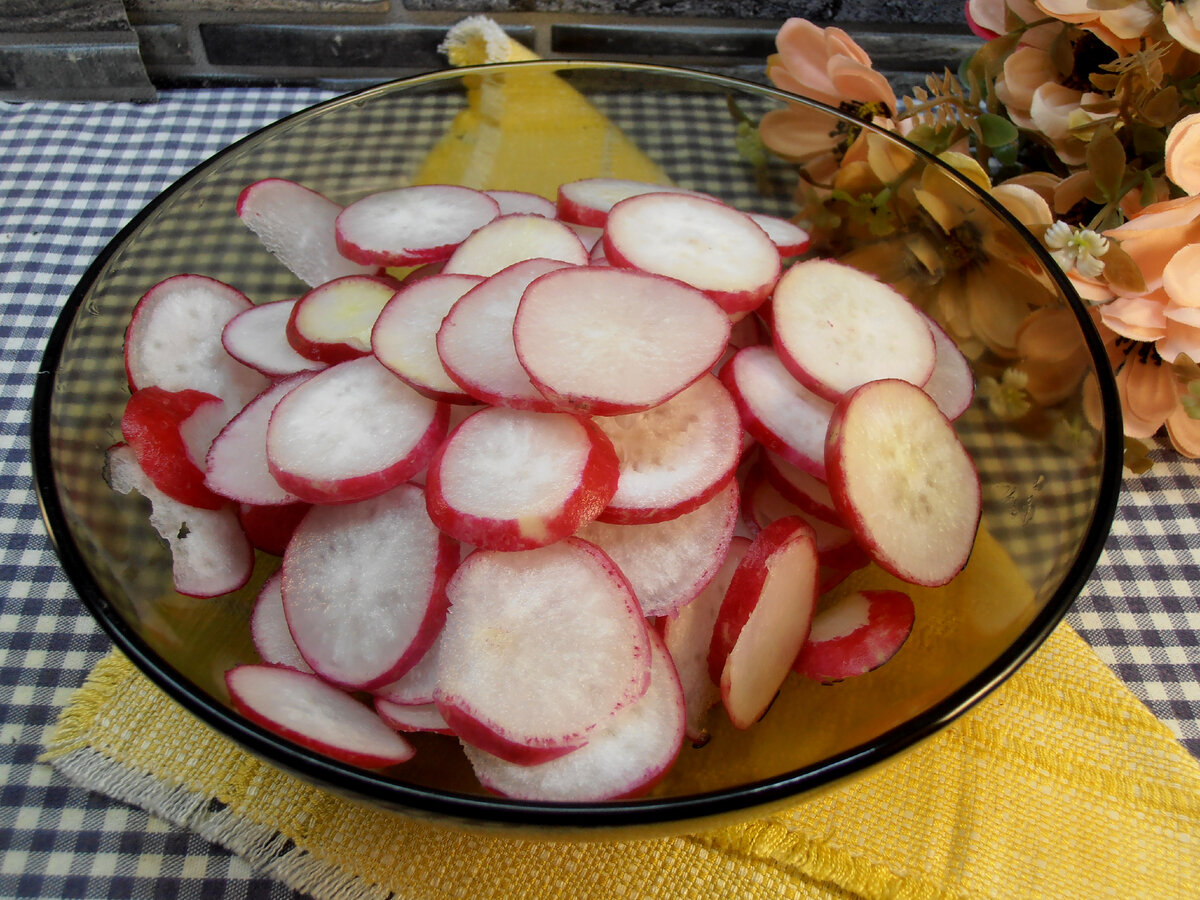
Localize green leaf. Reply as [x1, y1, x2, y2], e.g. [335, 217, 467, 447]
[993, 141, 1019, 166]
[977, 113, 1019, 148]
[1086, 125, 1126, 202]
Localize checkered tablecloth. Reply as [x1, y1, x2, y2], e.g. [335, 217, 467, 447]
[1, 85, 1198, 900]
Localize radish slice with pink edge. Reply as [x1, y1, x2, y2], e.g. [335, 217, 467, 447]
[375, 699, 454, 736]
[708, 516, 820, 729]
[266, 356, 448, 505]
[250, 570, 312, 673]
[442, 213, 589, 277]
[435, 258, 575, 412]
[121, 387, 226, 510]
[514, 266, 731, 415]
[225, 664, 414, 768]
[435, 539, 652, 765]
[222, 299, 327, 378]
[921, 314, 975, 421]
[603, 192, 781, 316]
[237, 501, 310, 557]
[106, 443, 253, 599]
[371, 273, 484, 404]
[793, 589, 915, 683]
[485, 189, 556, 218]
[373, 629, 443, 706]
[592, 374, 742, 525]
[462, 628, 684, 802]
[747, 212, 811, 257]
[825, 378, 981, 587]
[334, 185, 500, 267]
[555, 177, 709, 228]
[568, 223, 604, 252]
[236, 178, 378, 288]
[771, 258, 936, 403]
[281, 483, 457, 691]
[286, 274, 399, 365]
[578, 479, 739, 619]
[720, 344, 833, 479]
[662, 535, 750, 744]
[761, 450, 841, 524]
[424, 406, 619, 551]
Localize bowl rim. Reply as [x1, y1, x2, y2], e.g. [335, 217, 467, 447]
[30, 59, 1125, 831]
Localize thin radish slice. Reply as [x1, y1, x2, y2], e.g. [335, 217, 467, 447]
[222, 299, 326, 378]
[425, 407, 619, 551]
[603, 193, 781, 316]
[371, 273, 484, 403]
[442, 214, 589, 277]
[106, 443, 253, 598]
[709, 516, 819, 728]
[250, 570, 313, 673]
[578, 479, 739, 619]
[375, 699, 454, 736]
[282, 484, 457, 691]
[236, 179, 378, 288]
[922, 314, 975, 420]
[335, 185, 500, 267]
[435, 258, 575, 411]
[593, 374, 742, 525]
[287, 274, 399, 365]
[555, 178, 706, 228]
[238, 501, 310, 557]
[720, 345, 833, 479]
[761, 450, 840, 524]
[266, 357, 447, 505]
[515, 267, 730, 415]
[485, 189, 556, 218]
[463, 629, 684, 801]
[121, 387, 226, 510]
[825, 378, 981, 587]
[741, 468, 869, 571]
[771, 258, 936, 402]
[747, 212, 811, 256]
[373, 631, 442, 707]
[435, 540, 652, 765]
[793, 590, 915, 683]
[226, 664, 415, 768]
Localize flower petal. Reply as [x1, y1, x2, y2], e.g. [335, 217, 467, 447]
[1116, 355, 1173, 437]
[1162, 243, 1200, 309]
[1099, 295, 1168, 342]
[1166, 403, 1200, 457]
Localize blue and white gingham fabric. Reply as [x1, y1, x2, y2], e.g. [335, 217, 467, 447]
[0, 86, 1198, 899]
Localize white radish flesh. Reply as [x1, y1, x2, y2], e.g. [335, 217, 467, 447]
[555, 178, 706, 227]
[761, 450, 840, 524]
[249, 570, 313, 673]
[922, 314, 975, 420]
[485, 189, 557, 218]
[287, 275, 398, 365]
[222, 299, 326, 378]
[442, 213, 589, 277]
[373, 631, 442, 707]
[746, 212, 811, 257]
[375, 699, 454, 735]
[793, 589, 915, 682]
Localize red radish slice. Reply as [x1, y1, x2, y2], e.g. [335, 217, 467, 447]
[771, 258, 936, 402]
[281, 484, 456, 691]
[106, 443, 253, 598]
[588, 239, 609, 266]
[741, 469, 869, 571]
[794, 589, 915, 682]
[375, 699, 454, 735]
[825, 378, 981, 587]
[578, 479, 739, 618]
[222, 299, 326, 378]
[286, 275, 398, 365]
[435, 540, 652, 765]
[425, 407, 619, 551]
[662, 536, 750, 744]
[236, 179, 378, 288]
[250, 570, 313, 673]
[226, 664, 414, 768]
[720, 345, 833, 478]
[373, 631, 442, 707]
[334, 185, 500, 267]
[592, 374, 742, 525]
[555, 178, 706, 228]
[761, 450, 840, 524]
[485, 189, 556, 218]
[442, 214, 589, 277]
[922, 315, 975, 421]
[747, 212, 811, 257]
[205, 374, 311, 506]
[514, 267, 731, 415]
[266, 356, 447, 505]
[237, 501, 310, 557]
[603, 193, 781, 316]
[462, 628, 685, 801]
[568, 223, 604, 253]
[121, 387, 225, 510]
[708, 516, 819, 728]
[435, 258, 575, 411]
[371, 273, 484, 403]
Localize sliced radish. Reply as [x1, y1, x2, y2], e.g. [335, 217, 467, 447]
[266, 356, 447, 505]
[425, 407, 619, 551]
[106, 443, 253, 598]
[567, 222, 604, 253]
[922, 314, 975, 420]
[373, 630, 442, 707]
[281, 484, 456, 691]
[334, 185, 500, 267]
[603, 193, 781, 316]
[555, 178, 705, 228]
[761, 450, 840, 524]
[435, 540, 652, 765]
[121, 386, 225, 510]
[462, 628, 684, 801]
[435, 258, 575, 412]
[371, 273, 484, 403]
[592, 374, 742, 525]
[514, 267, 730, 415]
[236, 179, 377, 288]
[709, 516, 819, 729]
[222, 299, 327, 378]
[375, 699, 454, 736]
[578, 479, 739, 619]
[237, 501, 310, 557]
[442, 213, 589, 277]
[250, 570, 313, 673]
[741, 468, 868, 571]
[287, 275, 398, 365]
[825, 378, 981, 587]
[225, 664, 414, 768]
[747, 212, 811, 257]
[793, 590, 915, 683]
[771, 258, 936, 402]
[485, 189, 556, 218]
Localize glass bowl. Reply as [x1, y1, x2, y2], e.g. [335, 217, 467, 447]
[31, 61, 1123, 838]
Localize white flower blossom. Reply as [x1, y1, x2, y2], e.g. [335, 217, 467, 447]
[1044, 220, 1109, 278]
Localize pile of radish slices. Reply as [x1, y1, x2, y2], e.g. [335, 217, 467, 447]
[107, 175, 981, 802]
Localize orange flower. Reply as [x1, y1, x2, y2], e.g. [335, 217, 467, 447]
[1165, 112, 1200, 196]
[1034, 0, 1163, 52]
[1164, 1, 1200, 54]
[967, 0, 1060, 49]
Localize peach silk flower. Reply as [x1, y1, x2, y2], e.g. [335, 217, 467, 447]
[1166, 112, 1200, 196]
[966, 0, 1060, 49]
[1165, 1, 1200, 53]
[1034, 0, 1161, 52]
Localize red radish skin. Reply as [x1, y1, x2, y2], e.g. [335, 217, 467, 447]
[794, 590, 915, 682]
[555, 178, 707, 228]
[373, 631, 443, 707]
[375, 699, 455, 736]
[286, 275, 400, 365]
[237, 501, 311, 557]
[249, 570, 313, 672]
[761, 450, 841, 524]
[121, 387, 225, 510]
[485, 189, 557, 218]
[741, 467, 868, 571]
[222, 299, 327, 378]
[746, 212, 811, 257]
[442, 213, 589, 277]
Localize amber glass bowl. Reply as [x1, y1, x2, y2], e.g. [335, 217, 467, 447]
[31, 61, 1122, 838]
